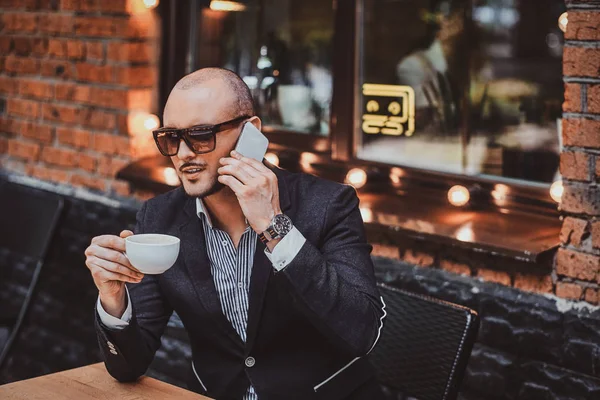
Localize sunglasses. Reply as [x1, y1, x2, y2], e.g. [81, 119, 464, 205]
[152, 115, 250, 157]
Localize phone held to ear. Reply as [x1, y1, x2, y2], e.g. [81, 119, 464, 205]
[234, 122, 269, 162]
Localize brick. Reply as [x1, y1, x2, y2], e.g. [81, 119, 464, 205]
[92, 133, 130, 156]
[593, 221, 600, 249]
[55, 84, 128, 109]
[128, 89, 152, 109]
[12, 36, 42, 56]
[597, 156, 600, 179]
[5, 55, 39, 74]
[79, 109, 117, 130]
[402, 249, 434, 267]
[562, 119, 600, 148]
[477, 268, 511, 286]
[0, 36, 12, 53]
[77, 153, 96, 172]
[560, 217, 590, 247]
[370, 244, 400, 260]
[41, 146, 78, 168]
[565, 11, 600, 41]
[556, 248, 600, 282]
[28, 165, 70, 184]
[124, 14, 157, 39]
[71, 173, 106, 192]
[564, 47, 600, 78]
[67, 40, 85, 59]
[440, 259, 471, 276]
[7, 98, 40, 118]
[0, 117, 22, 135]
[0, 76, 18, 95]
[588, 85, 600, 114]
[74, 16, 121, 37]
[0, 136, 7, 154]
[97, 156, 129, 177]
[116, 66, 155, 87]
[556, 282, 584, 300]
[19, 79, 54, 99]
[110, 179, 130, 197]
[7, 138, 40, 161]
[585, 287, 599, 304]
[2, 12, 37, 33]
[560, 151, 590, 181]
[61, 0, 129, 13]
[75, 63, 113, 84]
[21, 122, 53, 143]
[48, 39, 67, 58]
[85, 41, 104, 61]
[56, 127, 91, 149]
[564, 83, 581, 113]
[561, 183, 600, 215]
[55, 83, 89, 102]
[38, 13, 74, 34]
[514, 273, 553, 294]
[42, 103, 82, 125]
[41, 59, 73, 79]
[107, 42, 152, 63]
[30, 37, 48, 56]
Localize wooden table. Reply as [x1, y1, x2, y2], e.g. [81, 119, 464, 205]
[0, 363, 211, 400]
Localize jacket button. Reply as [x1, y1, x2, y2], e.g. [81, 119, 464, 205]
[245, 357, 255, 368]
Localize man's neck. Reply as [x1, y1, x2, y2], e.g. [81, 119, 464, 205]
[202, 187, 247, 233]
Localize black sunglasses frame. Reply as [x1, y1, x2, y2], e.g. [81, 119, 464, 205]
[152, 115, 251, 157]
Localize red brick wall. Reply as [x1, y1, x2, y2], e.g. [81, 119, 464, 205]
[0, 0, 159, 197]
[558, 1, 600, 304]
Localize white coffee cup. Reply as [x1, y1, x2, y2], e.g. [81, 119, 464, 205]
[125, 234, 180, 275]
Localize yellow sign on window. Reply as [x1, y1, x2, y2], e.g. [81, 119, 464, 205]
[362, 84, 415, 136]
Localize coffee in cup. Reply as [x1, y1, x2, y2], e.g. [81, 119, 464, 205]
[125, 234, 180, 274]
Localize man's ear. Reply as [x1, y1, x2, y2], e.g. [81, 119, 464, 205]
[249, 116, 262, 131]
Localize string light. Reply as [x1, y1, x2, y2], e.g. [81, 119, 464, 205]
[163, 167, 180, 186]
[447, 185, 470, 207]
[550, 181, 563, 203]
[346, 168, 368, 189]
[558, 12, 568, 33]
[142, 0, 159, 9]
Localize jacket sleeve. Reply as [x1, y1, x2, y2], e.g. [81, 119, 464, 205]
[94, 201, 173, 382]
[276, 184, 386, 357]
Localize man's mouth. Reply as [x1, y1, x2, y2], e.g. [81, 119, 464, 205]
[180, 165, 206, 178]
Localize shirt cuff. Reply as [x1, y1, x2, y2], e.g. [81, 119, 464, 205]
[264, 226, 306, 271]
[96, 286, 132, 330]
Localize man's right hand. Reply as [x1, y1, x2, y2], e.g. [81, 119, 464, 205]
[85, 230, 144, 317]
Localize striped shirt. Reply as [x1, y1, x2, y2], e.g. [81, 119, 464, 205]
[196, 199, 258, 400]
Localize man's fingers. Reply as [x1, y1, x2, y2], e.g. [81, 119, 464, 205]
[120, 230, 134, 238]
[89, 262, 142, 284]
[218, 174, 245, 194]
[231, 150, 271, 174]
[90, 235, 126, 252]
[217, 164, 254, 184]
[88, 256, 143, 281]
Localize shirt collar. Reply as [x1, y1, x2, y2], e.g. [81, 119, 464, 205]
[195, 197, 214, 228]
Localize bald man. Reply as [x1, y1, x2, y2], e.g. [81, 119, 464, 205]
[85, 68, 386, 400]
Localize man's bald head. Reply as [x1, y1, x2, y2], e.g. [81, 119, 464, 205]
[172, 67, 255, 120]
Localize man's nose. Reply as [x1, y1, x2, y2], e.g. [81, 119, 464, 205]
[177, 138, 195, 160]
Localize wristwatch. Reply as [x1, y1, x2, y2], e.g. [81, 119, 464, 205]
[259, 213, 293, 244]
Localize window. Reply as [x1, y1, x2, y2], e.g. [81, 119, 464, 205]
[356, 0, 565, 184]
[191, 0, 335, 136]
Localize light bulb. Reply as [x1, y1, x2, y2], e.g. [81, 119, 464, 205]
[210, 1, 247, 11]
[550, 181, 563, 203]
[163, 167, 180, 186]
[346, 168, 367, 189]
[558, 12, 568, 33]
[448, 185, 470, 207]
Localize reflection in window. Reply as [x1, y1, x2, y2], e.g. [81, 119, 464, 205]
[193, 0, 334, 136]
[357, 0, 565, 184]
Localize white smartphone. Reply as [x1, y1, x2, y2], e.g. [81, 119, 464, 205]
[234, 122, 269, 162]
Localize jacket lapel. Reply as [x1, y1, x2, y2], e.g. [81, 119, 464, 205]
[179, 197, 244, 348]
[245, 165, 292, 350]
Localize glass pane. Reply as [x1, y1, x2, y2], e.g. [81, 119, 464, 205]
[193, 0, 335, 136]
[356, 0, 565, 184]
[469, 0, 565, 183]
[357, 0, 469, 174]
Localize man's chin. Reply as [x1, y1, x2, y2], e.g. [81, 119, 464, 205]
[181, 179, 224, 198]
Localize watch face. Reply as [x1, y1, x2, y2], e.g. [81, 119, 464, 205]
[273, 214, 293, 236]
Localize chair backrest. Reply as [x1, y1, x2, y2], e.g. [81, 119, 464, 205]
[0, 181, 64, 260]
[369, 283, 479, 400]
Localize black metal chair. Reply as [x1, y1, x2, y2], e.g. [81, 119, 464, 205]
[0, 181, 64, 370]
[369, 283, 479, 400]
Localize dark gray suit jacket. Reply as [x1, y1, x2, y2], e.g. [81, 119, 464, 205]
[95, 164, 385, 400]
